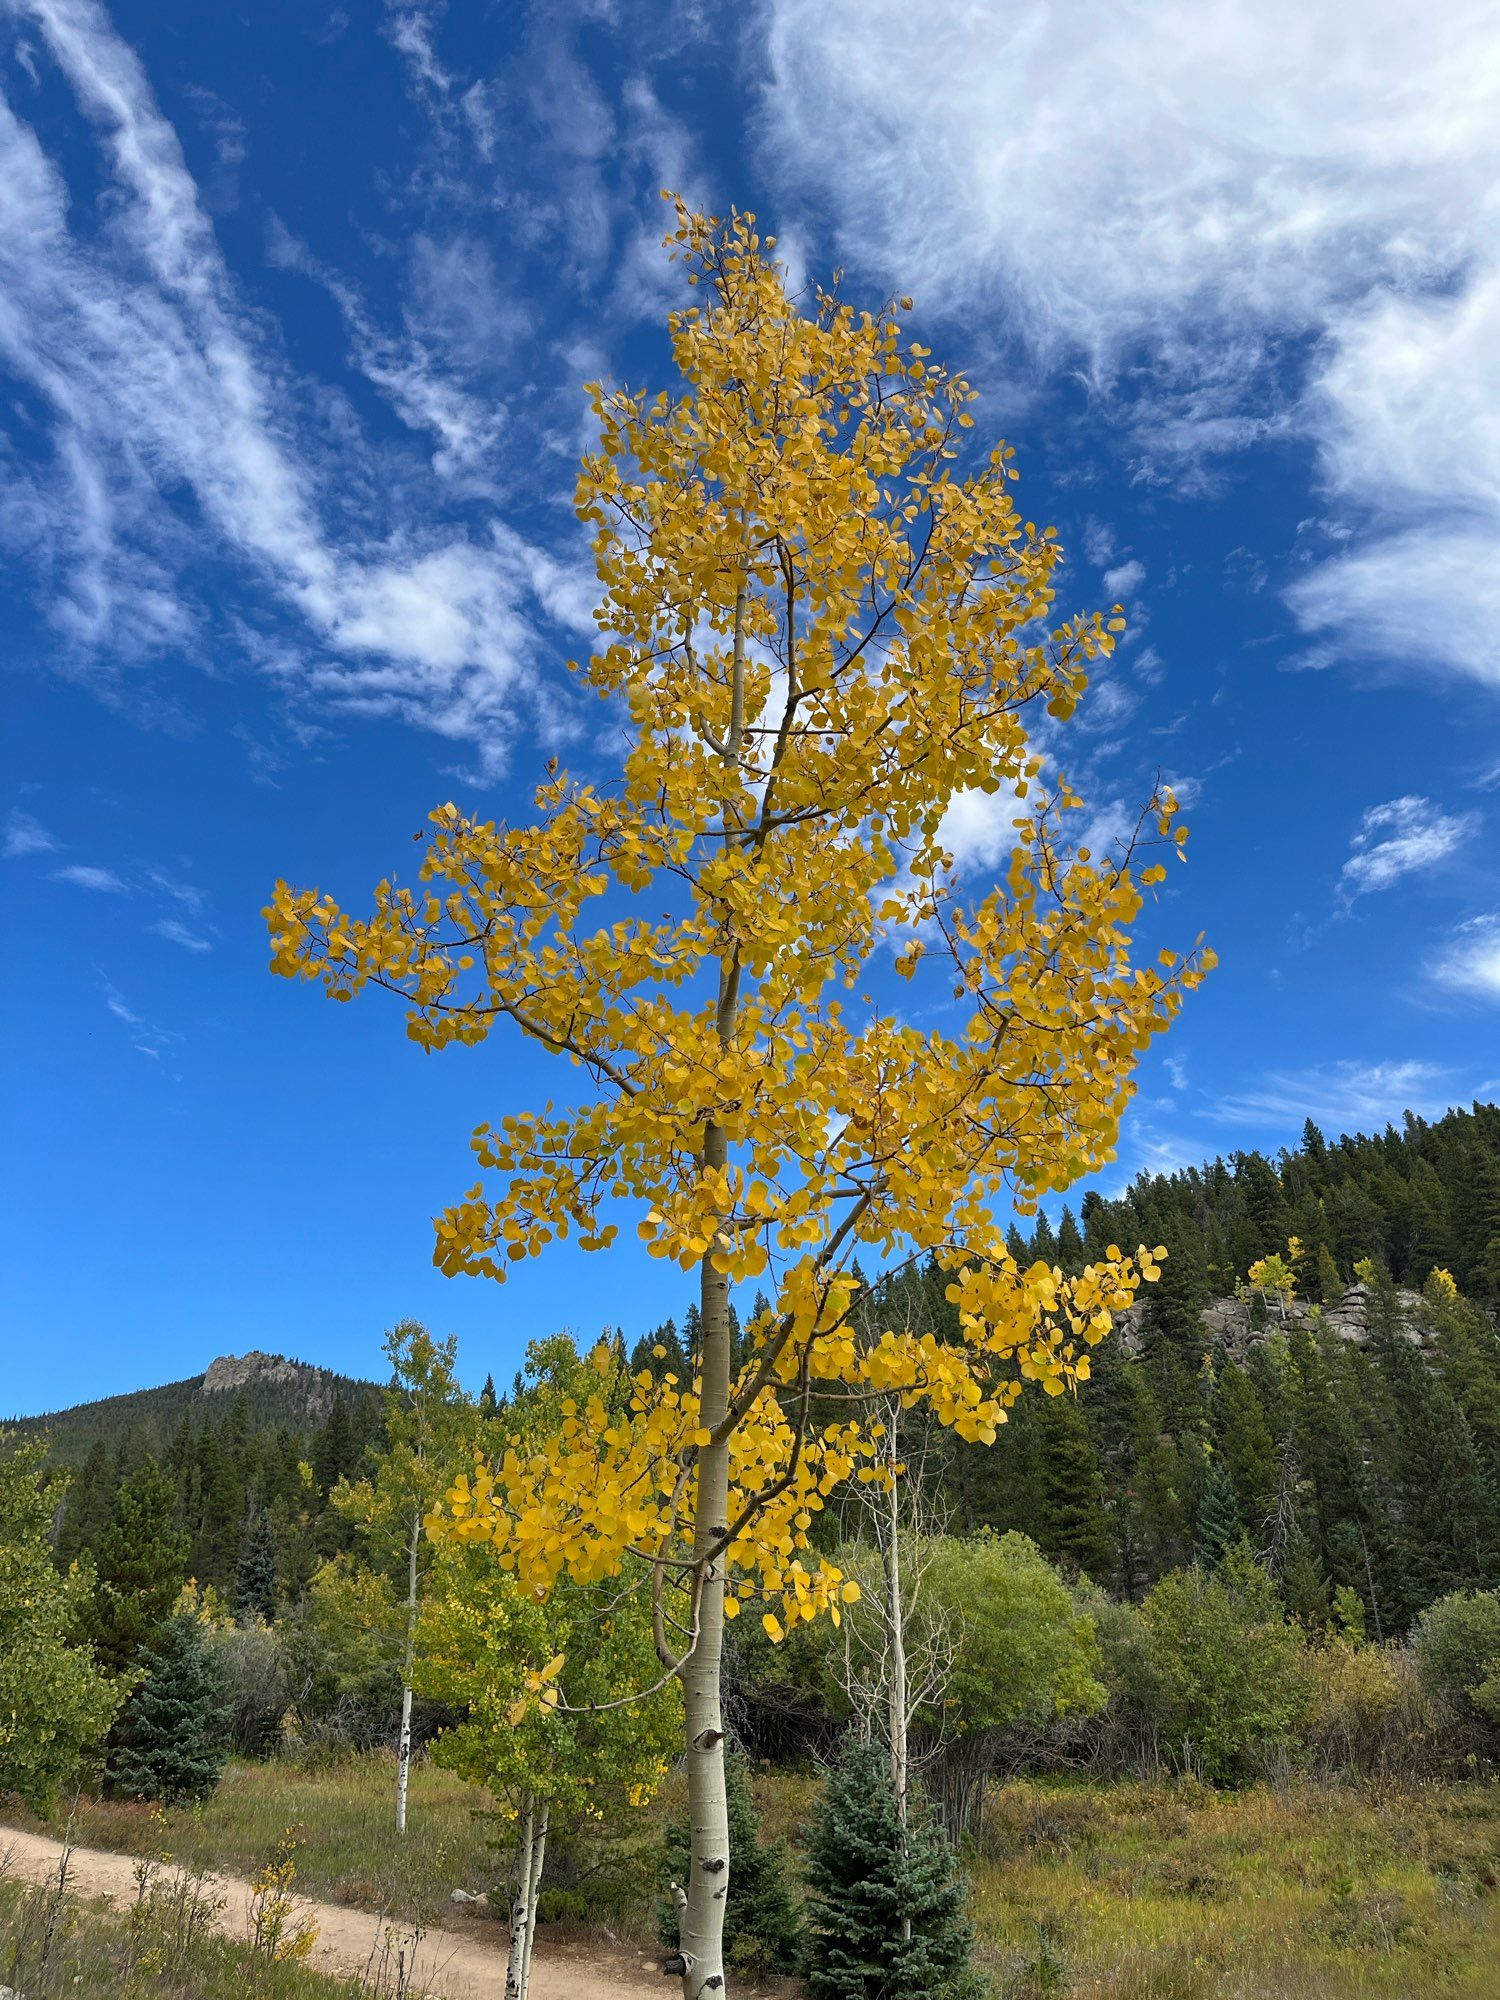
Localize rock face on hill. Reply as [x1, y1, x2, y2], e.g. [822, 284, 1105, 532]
[1115, 1280, 1433, 1360]
[13, 1349, 378, 1465]
[201, 1351, 309, 1396]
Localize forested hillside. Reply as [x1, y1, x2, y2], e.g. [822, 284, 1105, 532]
[16, 1356, 384, 1603]
[19, 1104, 1499, 1645]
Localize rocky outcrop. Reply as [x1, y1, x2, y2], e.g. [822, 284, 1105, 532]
[200, 1351, 312, 1395]
[1114, 1282, 1433, 1361]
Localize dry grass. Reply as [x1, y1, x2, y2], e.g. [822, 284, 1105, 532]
[968, 1777, 1500, 1998]
[7, 1760, 1499, 1995]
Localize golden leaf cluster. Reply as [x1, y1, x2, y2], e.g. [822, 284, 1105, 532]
[268, 199, 1211, 1641]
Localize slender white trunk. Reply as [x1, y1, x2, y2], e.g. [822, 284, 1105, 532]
[882, 1416, 912, 1944]
[504, 1798, 535, 2000]
[885, 1425, 908, 1829]
[520, 1801, 548, 1996]
[678, 1179, 732, 1999]
[672, 566, 753, 1999]
[396, 1505, 420, 1834]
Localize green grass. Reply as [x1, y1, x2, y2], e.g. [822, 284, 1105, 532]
[0, 1875, 380, 2000]
[12, 1754, 499, 1926]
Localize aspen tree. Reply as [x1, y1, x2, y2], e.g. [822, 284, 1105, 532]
[269, 199, 1211, 1995]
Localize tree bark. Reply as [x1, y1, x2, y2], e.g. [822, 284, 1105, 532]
[504, 1797, 536, 2000]
[678, 1160, 732, 1999]
[519, 1800, 548, 1997]
[395, 1504, 420, 1834]
[671, 559, 755, 1997]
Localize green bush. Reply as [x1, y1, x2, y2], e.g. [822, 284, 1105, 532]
[0, 1436, 124, 1807]
[1140, 1542, 1308, 1784]
[1413, 1588, 1500, 1735]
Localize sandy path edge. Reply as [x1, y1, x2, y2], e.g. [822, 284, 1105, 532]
[0, 1822, 677, 1999]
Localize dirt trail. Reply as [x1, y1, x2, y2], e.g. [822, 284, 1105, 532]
[0, 1823, 684, 1998]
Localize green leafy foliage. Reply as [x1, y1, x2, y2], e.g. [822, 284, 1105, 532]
[1140, 1543, 1309, 1783]
[1413, 1587, 1500, 1732]
[0, 1436, 124, 1807]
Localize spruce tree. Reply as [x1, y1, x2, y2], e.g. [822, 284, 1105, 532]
[1213, 1364, 1277, 1538]
[233, 1510, 279, 1623]
[107, 1614, 230, 1803]
[662, 1754, 802, 1976]
[1037, 1392, 1112, 1580]
[1195, 1456, 1241, 1571]
[55, 1439, 115, 1569]
[802, 1738, 980, 2000]
[87, 1458, 190, 1677]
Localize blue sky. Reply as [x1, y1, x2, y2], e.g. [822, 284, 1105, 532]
[4, 0, 1498, 1413]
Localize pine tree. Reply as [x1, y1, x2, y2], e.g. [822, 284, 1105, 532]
[662, 1754, 802, 1977]
[479, 1372, 498, 1414]
[87, 1458, 190, 1677]
[1056, 1206, 1085, 1275]
[233, 1510, 279, 1623]
[1037, 1392, 1112, 1580]
[801, 1738, 979, 2000]
[1214, 1363, 1277, 1539]
[1195, 1456, 1241, 1571]
[55, 1439, 115, 1569]
[313, 1396, 356, 1499]
[107, 1614, 230, 1803]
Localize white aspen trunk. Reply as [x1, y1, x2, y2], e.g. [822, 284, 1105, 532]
[677, 1170, 733, 2000]
[882, 1413, 913, 1945]
[504, 1798, 535, 2000]
[395, 1504, 420, 1834]
[519, 1801, 548, 1997]
[671, 565, 752, 1999]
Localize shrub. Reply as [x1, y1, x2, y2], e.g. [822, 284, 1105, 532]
[208, 1618, 288, 1758]
[1300, 1638, 1442, 1779]
[0, 1436, 124, 1807]
[1141, 1542, 1308, 1784]
[916, 1532, 1106, 1839]
[1413, 1588, 1500, 1739]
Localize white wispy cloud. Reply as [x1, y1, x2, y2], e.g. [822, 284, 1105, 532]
[53, 862, 128, 892]
[0, 0, 577, 770]
[3, 807, 57, 857]
[1429, 915, 1500, 1002]
[149, 917, 211, 953]
[1101, 559, 1145, 601]
[100, 973, 180, 1057]
[1214, 1059, 1455, 1133]
[146, 869, 209, 916]
[1340, 795, 1476, 897]
[759, 0, 1500, 692]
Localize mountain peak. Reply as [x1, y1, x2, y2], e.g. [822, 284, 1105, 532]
[200, 1351, 315, 1396]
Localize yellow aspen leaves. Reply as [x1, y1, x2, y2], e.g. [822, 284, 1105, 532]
[266, 198, 1210, 1649]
